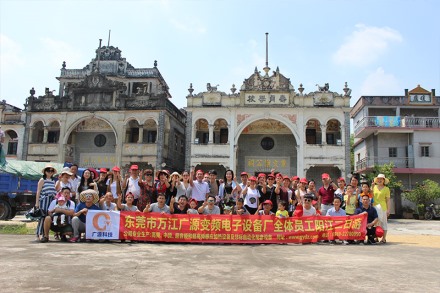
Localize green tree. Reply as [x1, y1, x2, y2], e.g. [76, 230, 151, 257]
[363, 162, 402, 190]
[404, 179, 440, 208]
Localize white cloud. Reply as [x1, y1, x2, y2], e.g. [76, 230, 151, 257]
[0, 34, 25, 71]
[169, 18, 207, 34]
[360, 67, 401, 95]
[39, 37, 83, 68]
[333, 24, 402, 67]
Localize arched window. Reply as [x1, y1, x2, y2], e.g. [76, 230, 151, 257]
[305, 119, 322, 144]
[32, 121, 44, 143]
[6, 130, 18, 155]
[195, 119, 209, 144]
[214, 119, 228, 144]
[142, 119, 157, 143]
[47, 121, 60, 143]
[326, 119, 341, 145]
[125, 120, 140, 143]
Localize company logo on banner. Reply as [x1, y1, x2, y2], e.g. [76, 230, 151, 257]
[86, 210, 120, 239]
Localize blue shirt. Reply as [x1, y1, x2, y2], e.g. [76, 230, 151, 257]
[75, 202, 100, 223]
[326, 207, 346, 216]
[355, 205, 378, 224]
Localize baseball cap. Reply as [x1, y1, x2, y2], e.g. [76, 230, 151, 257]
[321, 173, 330, 179]
[130, 164, 139, 170]
[240, 172, 248, 176]
[263, 200, 273, 205]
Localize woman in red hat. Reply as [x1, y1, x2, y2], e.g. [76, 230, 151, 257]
[96, 168, 108, 198]
[107, 166, 123, 202]
[137, 169, 157, 211]
[296, 178, 309, 204]
[241, 176, 260, 215]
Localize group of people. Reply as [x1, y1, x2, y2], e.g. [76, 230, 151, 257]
[35, 164, 391, 245]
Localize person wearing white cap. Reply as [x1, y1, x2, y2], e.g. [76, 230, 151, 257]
[371, 174, 391, 244]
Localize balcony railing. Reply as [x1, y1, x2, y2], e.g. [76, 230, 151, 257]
[356, 156, 415, 171]
[354, 116, 440, 134]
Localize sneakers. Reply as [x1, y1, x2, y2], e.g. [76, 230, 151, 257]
[69, 237, 79, 243]
[40, 236, 49, 243]
[367, 239, 377, 245]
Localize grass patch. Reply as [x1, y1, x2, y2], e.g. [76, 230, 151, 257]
[0, 225, 34, 235]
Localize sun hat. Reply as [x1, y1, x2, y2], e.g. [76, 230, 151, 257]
[42, 164, 57, 174]
[157, 169, 170, 177]
[169, 171, 182, 181]
[59, 167, 73, 176]
[374, 174, 389, 185]
[79, 189, 99, 204]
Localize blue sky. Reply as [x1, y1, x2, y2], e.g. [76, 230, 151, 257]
[1, 0, 439, 110]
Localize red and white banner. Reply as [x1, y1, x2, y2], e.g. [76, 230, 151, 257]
[87, 211, 367, 244]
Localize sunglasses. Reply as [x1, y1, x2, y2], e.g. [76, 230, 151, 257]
[304, 199, 312, 202]
[207, 200, 214, 203]
[45, 169, 55, 172]
[146, 174, 153, 176]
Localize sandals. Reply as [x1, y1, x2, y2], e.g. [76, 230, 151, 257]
[40, 236, 49, 243]
[380, 239, 387, 244]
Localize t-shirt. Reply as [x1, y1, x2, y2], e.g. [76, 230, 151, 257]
[318, 185, 336, 205]
[172, 203, 188, 214]
[48, 200, 75, 212]
[303, 206, 316, 216]
[201, 205, 220, 215]
[344, 194, 357, 215]
[74, 202, 100, 223]
[126, 177, 140, 199]
[258, 210, 274, 216]
[149, 203, 171, 214]
[244, 187, 260, 208]
[187, 208, 199, 214]
[276, 210, 289, 218]
[191, 180, 210, 201]
[326, 207, 346, 216]
[120, 204, 139, 212]
[100, 202, 116, 211]
[372, 185, 391, 210]
[355, 206, 378, 224]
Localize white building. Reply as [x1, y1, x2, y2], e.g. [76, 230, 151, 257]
[185, 64, 352, 179]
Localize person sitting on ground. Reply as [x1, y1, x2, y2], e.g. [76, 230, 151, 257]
[326, 195, 346, 216]
[258, 200, 275, 215]
[198, 195, 221, 215]
[143, 193, 171, 214]
[233, 198, 249, 215]
[223, 205, 233, 215]
[100, 191, 117, 211]
[276, 200, 289, 218]
[187, 198, 199, 214]
[170, 195, 189, 214]
[355, 195, 379, 244]
[69, 190, 100, 243]
[302, 193, 317, 216]
[52, 195, 69, 226]
[40, 187, 75, 243]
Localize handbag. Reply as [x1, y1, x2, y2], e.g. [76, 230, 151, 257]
[25, 206, 44, 221]
[375, 226, 384, 238]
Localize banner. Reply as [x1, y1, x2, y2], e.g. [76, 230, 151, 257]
[86, 210, 121, 240]
[86, 211, 367, 244]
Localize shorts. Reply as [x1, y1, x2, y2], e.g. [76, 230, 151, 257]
[51, 223, 73, 235]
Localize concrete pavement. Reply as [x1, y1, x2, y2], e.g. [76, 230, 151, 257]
[0, 218, 440, 292]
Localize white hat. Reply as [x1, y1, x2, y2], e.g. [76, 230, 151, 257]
[374, 174, 389, 185]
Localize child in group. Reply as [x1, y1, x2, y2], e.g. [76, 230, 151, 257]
[223, 205, 233, 215]
[187, 199, 199, 214]
[343, 185, 358, 215]
[358, 182, 374, 207]
[52, 196, 69, 226]
[276, 200, 289, 218]
[233, 198, 249, 215]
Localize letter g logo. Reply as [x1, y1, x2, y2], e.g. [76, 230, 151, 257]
[93, 212, 111, 231]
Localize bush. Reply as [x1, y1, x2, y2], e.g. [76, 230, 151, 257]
[404, 179, 440, 213]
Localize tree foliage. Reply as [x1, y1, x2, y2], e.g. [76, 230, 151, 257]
[363, 162, 402, 190]
[403, 179, 440, 206]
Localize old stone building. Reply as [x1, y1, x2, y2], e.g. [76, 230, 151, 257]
[22, 45, 186, 172]
[0, 101, 25, 160]
[185, 63, 352, 179]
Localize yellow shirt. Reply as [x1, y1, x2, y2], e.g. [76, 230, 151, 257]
[276, 210, 289, 218]
[344, 194, 357, 215]
[372, 185, 390, 210]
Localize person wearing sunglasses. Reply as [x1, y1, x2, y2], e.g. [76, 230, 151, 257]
[198, 195, 220, 215]
[302, 193, 317, 217]
[35, 165, 58, 241]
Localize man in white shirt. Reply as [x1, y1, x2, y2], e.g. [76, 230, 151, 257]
[123, 164, 140, 205]
[191, 169, 210, 207]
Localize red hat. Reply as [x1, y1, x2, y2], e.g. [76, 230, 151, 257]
[87, 168, 98, 179]
[196, 169, 204, 174]
[130, 164, 139, 170]
[263, 200, 273, 206]
[321, 173, 330, 179]
[267, 173, 275, 179]
[249, 176, 257, 182]
[157, 169, 170, 177]
[338, 177, 346, 182]
[300, 178, 308, 184]
[112, 166, 120, 172]
[99, 168, 108, 173]
[291, 176, 300, 181]
[283, 176, 291, 181]
[275, 173, 283, 178]
[240, 172, 248, 176]
[189, 198, 198, 205]
[258, 173, 266, 178]
[125, 192, 134, 199]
